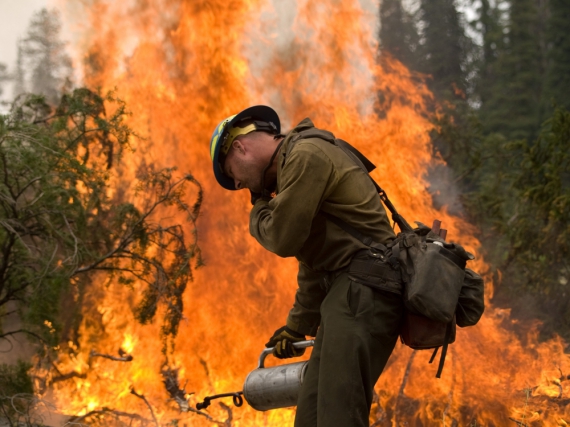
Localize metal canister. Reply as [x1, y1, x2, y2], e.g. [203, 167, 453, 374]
[242, 340, 314, 411]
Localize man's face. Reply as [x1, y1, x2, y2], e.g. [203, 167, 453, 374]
[222, 137, 265, 192]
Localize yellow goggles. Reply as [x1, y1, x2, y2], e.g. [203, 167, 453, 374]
[220, 123, 257, 155]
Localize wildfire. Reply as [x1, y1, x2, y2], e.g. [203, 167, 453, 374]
[40, 0, 570, 425]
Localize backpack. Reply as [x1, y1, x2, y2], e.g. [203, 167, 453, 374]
[290, 127, 485, 377]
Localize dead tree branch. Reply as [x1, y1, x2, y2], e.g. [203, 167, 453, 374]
[67, 407, 149, 425]
[162, 366, 191, 412]
[130, 388, 159, 427]
[186, 406, 227, 426]
[89, 348, 133, 362]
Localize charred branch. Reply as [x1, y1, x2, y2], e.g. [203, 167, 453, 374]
[0, 328, 46, 344]
[89, 349, 133, 362]
[50, 370, 87, 384]
[394, 350, 416, 425]
[67, 407, 150, 425]
[509, 417, 529, 427]
[162, 366, 191, 412]
[130, 388, 158, 427]
[218, 402, 233, 427]
[186, 406, 228, 426]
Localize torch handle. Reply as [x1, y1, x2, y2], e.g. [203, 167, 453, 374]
[257, 339, 315, 369]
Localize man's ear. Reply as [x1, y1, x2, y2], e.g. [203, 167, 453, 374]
[232, 138, 246, 155]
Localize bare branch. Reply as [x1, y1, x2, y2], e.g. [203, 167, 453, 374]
[0, 328, 46, 343]
[130, 388, 159, 427]
[67, 407, 150, 425]
[51, 370, 87, 384]
[89, 349, 133, 362]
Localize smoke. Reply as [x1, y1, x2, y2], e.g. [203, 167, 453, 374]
[426, 162, 465, 217]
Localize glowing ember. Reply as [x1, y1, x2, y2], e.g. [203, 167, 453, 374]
[40, 0, 570, 425]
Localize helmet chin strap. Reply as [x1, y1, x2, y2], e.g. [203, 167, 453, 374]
[259, 137, 285, 197]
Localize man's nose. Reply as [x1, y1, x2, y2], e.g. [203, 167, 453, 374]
[234, 179, 242, 190]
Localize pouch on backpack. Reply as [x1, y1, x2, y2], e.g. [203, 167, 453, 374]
[400, 311, 456, 349]
[391, 223, 474, 323]
[456, 268, 485, 327]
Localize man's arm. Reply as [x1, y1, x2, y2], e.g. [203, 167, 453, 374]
[249, 144, 336, 257]
[286, 262, 327, 336]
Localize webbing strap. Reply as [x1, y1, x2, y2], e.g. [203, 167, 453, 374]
[348, 259, 401, 282]
[330, 139, 413, 233]
[436, 321, 453, 378]
[321, 211, 387, 253]
[429, 347, 439, 363]
[293, 128, 412, 244]
[426, 320, 452, 378]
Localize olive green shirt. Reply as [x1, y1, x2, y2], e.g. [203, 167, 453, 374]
[250, 118, 395, 336]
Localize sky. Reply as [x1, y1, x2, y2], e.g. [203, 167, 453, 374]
[0, 0, 50, 104]
[0, 0, 50, 66]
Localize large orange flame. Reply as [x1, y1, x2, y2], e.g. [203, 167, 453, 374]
[43, 0, 570, 425]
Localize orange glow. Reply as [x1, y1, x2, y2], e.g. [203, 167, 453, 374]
[41, 0, 570, 425]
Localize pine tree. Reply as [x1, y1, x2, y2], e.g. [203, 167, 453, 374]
[418, 0, 468, 99]
[379, 0, 419, 70]
[0, 63, 9, 98]
[475, 0, 506, 107]
[544, 0, 570, 113]
[13, 44, 26, 97]
[15, 9, 72, 104]
[501, 0, 542, 140]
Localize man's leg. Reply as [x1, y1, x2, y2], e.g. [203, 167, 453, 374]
[295, 272, 403, 427]
[294, 322, 324, 427]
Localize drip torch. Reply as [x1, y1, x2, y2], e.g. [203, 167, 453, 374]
[196, 340, 314, 411]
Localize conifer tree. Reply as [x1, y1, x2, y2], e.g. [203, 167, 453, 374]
[15, 9, 72, 104]
[475, 0, 506, 107]
[379, 0, 419, 70]
[0, 63, 9, 98]
[418, 0, 468, 99]
[544, 0, 570, 113]
[500, 0, 542, 140]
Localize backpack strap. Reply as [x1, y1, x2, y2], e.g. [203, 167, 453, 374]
[427, 320, 453, 378]
[292, 128, 412, 232]
[321, 211, 388, 254]
[331, 139, 413, 233]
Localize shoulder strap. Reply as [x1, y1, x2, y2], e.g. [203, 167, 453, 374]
[291, 128, 413, 242]
[332, 139, 413, 233]
[321, 211, 387, 253]
[428, 320, 453, 378]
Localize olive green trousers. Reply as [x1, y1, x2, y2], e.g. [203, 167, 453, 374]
[295, 272, 404, 427]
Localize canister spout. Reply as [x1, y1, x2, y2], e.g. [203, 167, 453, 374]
[257, 340, 315, 369]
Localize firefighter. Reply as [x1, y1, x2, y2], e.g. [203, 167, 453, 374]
[209, 105, 404, 427]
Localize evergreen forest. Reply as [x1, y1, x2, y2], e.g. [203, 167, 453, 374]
[380, 0, 570, 341]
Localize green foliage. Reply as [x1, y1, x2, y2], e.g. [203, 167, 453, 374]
[0, 361, 33, 396]
[0, 361, 36, 423]
[505, 107, 570, 292]
[380, 0, 570, 338]
[0, 88, 202, 359]
[436, 107, 570, 339]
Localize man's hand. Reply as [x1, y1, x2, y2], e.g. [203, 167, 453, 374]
[250, 191, 262, 205]
[265, 325, 306, 359]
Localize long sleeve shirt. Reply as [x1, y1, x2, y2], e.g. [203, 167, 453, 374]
[250, 118, 395, 336]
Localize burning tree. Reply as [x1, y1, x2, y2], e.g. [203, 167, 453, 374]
[0, 88, 202, 425]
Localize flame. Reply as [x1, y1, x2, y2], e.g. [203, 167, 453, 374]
[40, 0, 570, 425]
